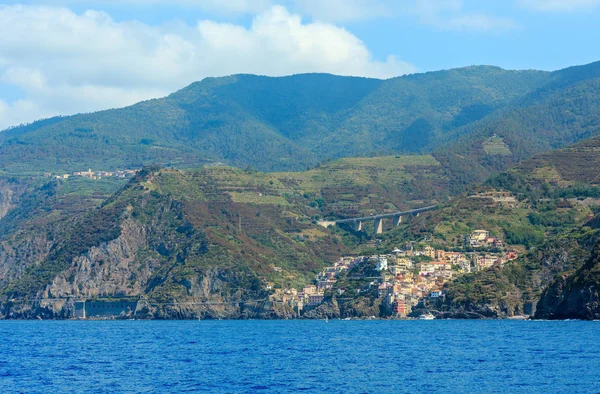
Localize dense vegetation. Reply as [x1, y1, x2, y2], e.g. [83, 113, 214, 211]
[0, 155, 441, 313]
[0, 62, 596, 181]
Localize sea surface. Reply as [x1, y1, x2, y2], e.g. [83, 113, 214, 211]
[0, 320, 599, 393]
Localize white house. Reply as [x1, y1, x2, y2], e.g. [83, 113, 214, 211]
[376, 257, 388, 271]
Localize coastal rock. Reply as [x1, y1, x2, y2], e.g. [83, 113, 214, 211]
[412, 303, 500, 319]
[304, 296, 384, 319]
[303, 297, 341, 319]
[46, 219, 152, 299]
[535, 241, 600, 320]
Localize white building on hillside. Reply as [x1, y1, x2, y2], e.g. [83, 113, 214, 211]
[376, 257, 388, 271]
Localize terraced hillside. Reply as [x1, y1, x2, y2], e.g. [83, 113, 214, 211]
[0, 154, 449, 318]
[3, 136, 600, 319]
[367, 136, 600, 318]
[507, 135, 600, 186]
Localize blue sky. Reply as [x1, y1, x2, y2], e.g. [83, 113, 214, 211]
[0, 0, 599, 129]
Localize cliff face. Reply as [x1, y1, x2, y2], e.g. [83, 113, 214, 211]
[303, 296, 385, 319]
[46, 219, 152, 299]
[0, 232, 52, 283]
[535, 242, 600, 320]
[0, 191, 272, 319]
[0, 178, 31, 222]
[0, 169, 351, 319]
[0, 180, 15, 220]
[0, 204, 274, 319]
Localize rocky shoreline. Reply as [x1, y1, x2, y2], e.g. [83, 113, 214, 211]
[0, 299, 540, 320]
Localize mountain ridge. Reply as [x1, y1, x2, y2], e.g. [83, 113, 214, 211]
[0, 63, 568, 175]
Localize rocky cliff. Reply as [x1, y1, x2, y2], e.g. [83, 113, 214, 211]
[0, 168, 351, 319]
[303, 296, 385, 319]
[0, 180, 15, 220]
[535, 241, 600, 320]
[0, 178, 31, 221]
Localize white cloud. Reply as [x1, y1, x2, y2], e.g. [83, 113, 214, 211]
[294, 0, 390, 22]
[413, 0, 519, 31]
[37, 0, 276, 14]
[149, 0, 273, 13]
[293, 0, 518, 30]
[446, 13, 519, 31]
[518, 0, 600, 12]
[0, 4, 413, 130]
[196, 6, 413, 76]
[37, 0, 520, 30]
[0, 98, 52, 130]
[296, 0, 518, 31]
[2, 68, 48, 91]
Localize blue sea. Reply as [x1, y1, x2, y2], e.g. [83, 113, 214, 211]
[1, 320, 599, 393]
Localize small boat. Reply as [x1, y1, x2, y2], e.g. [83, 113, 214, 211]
[420, 313, 435, 320]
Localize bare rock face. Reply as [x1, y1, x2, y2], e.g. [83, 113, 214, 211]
[338, 296, 383, 318]
[46, 219, 153, 299]
[0, 181, 15, 220]
[303, 297, 341, 319]
[304, 296, 384, 319]
[0, 233, 53, 283]
[0, 199, 272, 319]
[23, 217, 271, 319]
[535, 242, 600, 320]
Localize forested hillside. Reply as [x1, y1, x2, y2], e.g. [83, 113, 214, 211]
[536, 239, 600, 320]
[2, 62, 599, 196]
[0, 66, 553, 174]
[3, 133, 600, 318]
[435, 61, 600, 192]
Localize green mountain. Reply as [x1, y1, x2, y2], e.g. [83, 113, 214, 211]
[3, 61, 600, 197]
[3, 133, 600, 319]
[0, 65, 558, 174]
[434, 60, 600, 192]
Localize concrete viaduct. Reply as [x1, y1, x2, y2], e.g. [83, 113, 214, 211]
[335, 205, 437, 235]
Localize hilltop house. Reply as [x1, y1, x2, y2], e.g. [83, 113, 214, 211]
[469, 230, 490, 247]
[376, 257, 389, 271]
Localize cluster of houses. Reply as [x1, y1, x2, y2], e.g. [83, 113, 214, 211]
[371, 249, 460, 317]
[468, 229, 504, 248]
[268, 257, 361, 313]
[269, 229, 519, 318]
[45, 169, 138, 180]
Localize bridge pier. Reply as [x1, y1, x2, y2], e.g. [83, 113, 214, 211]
[374, 218, 383, 235]
[353, 220, 363, 232]
[393, 215, 402, 227]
